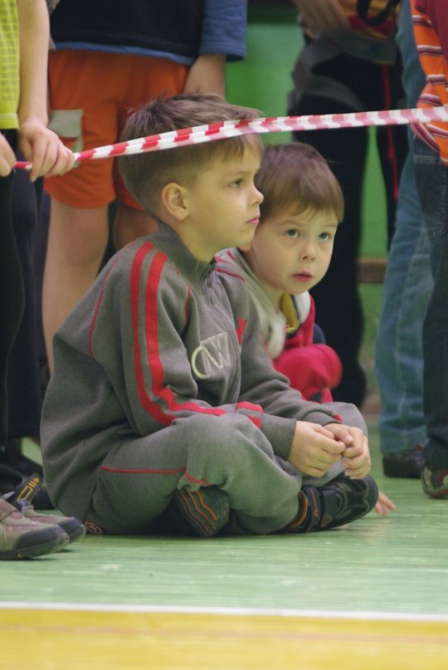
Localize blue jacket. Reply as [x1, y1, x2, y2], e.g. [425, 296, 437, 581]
[50, 0, 247, 62]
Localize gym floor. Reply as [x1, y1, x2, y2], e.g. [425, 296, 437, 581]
[2, 428, 448, 669]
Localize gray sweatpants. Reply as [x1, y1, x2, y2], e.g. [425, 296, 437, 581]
[86, 403, 366, 535]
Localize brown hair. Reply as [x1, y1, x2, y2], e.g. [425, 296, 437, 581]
[119, 93, 263, 217]
[256, 142, 344, 223]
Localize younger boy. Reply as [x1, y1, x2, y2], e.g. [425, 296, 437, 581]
[41, 93, 378, 537]
[221, 142, 343, 403]
[221, 142, 394, 516]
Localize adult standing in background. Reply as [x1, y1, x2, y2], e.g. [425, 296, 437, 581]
[0, 0, 73, 555]
[42, 0, 248, 372]
[0, 0, 73, 460]
[375, 0, 432, 479]
[411, 0, 448, 498]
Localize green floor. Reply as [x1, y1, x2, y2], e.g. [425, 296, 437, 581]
[2, 428, 448, 619]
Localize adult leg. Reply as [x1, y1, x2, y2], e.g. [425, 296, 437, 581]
[42, 200, 109, 372]
[7, 168, 43, 441]
[376, 0, 432, 475]
[414, 138, 448, 475]
[113, 201, 158, 250]
[376, 152, 432, 460]
[0, 133, 23, 447]
[291, 94, 368, 406]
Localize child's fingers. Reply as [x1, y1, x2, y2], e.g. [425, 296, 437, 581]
[376, 491, 396, 513]
[342, 455, 371, 479]
[374, 500, 389, 515]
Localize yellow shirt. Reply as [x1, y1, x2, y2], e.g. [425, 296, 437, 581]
[0, 0, 19, 129]
[280, 293, 300, 336]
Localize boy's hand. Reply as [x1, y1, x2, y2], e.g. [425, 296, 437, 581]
[0, 133, 17, 176]
[288, 421, 346, 477]
[18, 116, 75, 181]
[374, 490, 396, 516]
[326, 423, 371, 479]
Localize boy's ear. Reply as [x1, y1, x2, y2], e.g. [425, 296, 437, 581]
[161, 182, 189, 221]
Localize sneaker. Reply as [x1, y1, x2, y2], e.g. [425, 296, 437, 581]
[286, 474, 379, 533]
[170, 486, 230, 538]
[13, 499, 86, 544]
[382, 444, 425, 478]
[421, 467, 448, 499]
[0, 497, 69, 560]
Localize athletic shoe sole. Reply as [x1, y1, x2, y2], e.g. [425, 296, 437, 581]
[0, 525, 69, 560]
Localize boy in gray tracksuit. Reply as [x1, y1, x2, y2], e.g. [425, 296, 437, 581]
[41, 93, 378, 537]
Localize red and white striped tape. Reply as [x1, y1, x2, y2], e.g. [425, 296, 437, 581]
[15, 105, 448, 171]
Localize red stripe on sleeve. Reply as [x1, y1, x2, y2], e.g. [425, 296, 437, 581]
[130, 243, 227, 424]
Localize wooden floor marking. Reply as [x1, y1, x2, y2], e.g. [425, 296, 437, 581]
[2, 607, 448, 669]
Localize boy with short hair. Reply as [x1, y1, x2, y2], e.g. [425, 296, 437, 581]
[41, 93, 378, 537]
[221, 142, 343, 403]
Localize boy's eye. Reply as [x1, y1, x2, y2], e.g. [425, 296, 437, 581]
[319, 232, 331, 241]
[230, 179, 243, 188]
[285, 229, 299, 238]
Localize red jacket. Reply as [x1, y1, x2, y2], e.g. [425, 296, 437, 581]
[274, 298, 342, 403]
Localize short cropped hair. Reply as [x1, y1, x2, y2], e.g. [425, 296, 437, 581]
[119, 93, 263, 217]
[256, 142, 344, 223]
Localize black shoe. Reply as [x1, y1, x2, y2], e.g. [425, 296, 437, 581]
[382, 445, 425, 478]
[287, 475, 379, 533]
[0, 439, 43, 477]
[421, 466, 448, 499]
[0, 465, 53, 510]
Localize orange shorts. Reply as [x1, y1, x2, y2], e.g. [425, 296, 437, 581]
[45, 50, 188, 210]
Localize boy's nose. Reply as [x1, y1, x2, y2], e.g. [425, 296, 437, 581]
[300, 241, 316, 260]
[253, 185, 264, 204]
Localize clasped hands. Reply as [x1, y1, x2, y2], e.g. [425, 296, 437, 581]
[289, 421, 395, 515]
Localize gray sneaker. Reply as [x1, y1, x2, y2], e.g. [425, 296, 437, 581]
[13, 499, 86, 544]
[0, 497, 69, 560]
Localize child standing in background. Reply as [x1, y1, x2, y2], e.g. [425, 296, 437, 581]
[0, 0, 75, 558]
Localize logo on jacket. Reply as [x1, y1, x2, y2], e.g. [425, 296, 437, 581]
[191, 332, 231, 379]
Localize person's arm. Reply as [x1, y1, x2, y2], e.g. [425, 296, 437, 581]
[183, 0, 247, 96]
[183, 54, 226, 97]
[415, 0, 448, 60]
[16, 0, 74, 180]
[0, 135, 18, 176]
